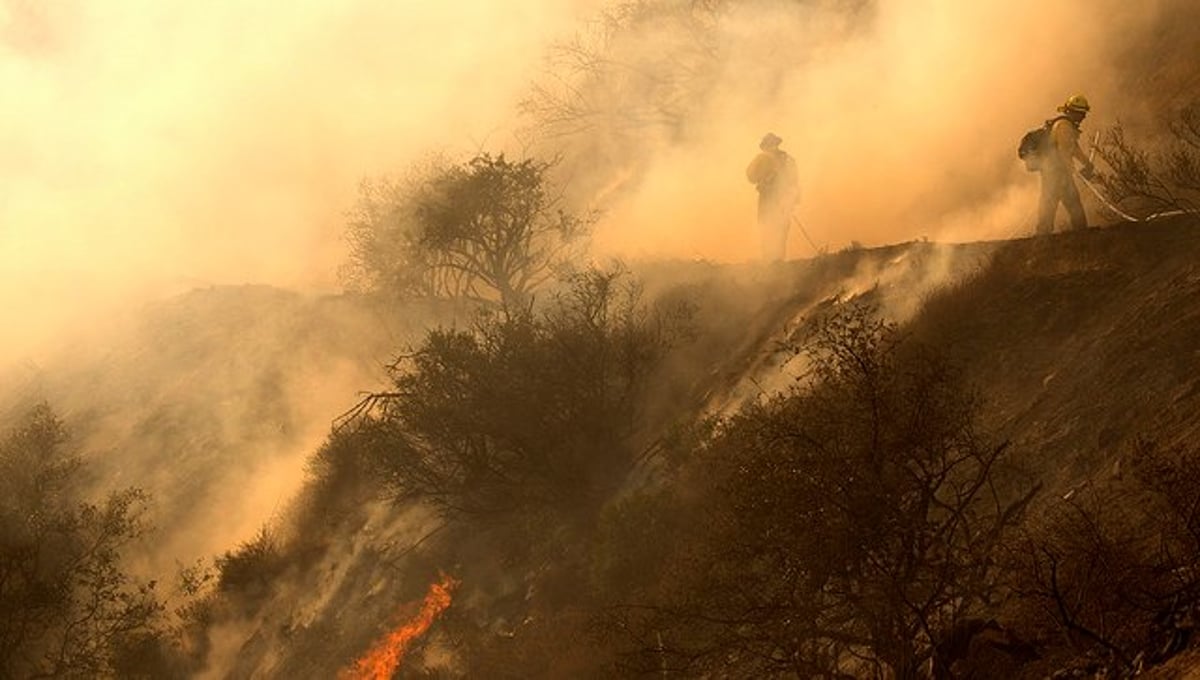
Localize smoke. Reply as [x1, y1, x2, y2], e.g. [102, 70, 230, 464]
[0, 0, 596, 361]
[2, 0, 1185, 357]
[0, 1, 1192, 670]
[3, 0, 1189, 359]
[0, 0, 597, 575]
[0, 286, 399, 579]
[587, 0, 1176, 261]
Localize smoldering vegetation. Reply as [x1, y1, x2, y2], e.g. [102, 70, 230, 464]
[4, 0, 1200, 678]
[11, 218, 1200, 677]
[84, 213, 1200, 679]
[0, 286, 408, 576]
[169, 216, 1200, 679]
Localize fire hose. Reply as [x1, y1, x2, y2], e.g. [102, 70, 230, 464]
[791, 214, 820, 254]
[1081, 132, 1198, 223]
[1076, 170, 1197, 223]
[1075, 170, 1141, 222]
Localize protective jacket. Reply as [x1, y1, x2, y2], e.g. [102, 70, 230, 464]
[1045, 118, 1089, 171]
[746, 151, 788, 187]
[746, 149, 799, 261]
[1037, 117, 1088, 232]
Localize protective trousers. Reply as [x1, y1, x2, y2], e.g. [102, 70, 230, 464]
[1037, 166, 1086, 233]
[758, 193, 790, 262]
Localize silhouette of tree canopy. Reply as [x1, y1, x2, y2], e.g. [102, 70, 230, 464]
[342, 152, 590, 310]
[327, 268, 691, 521]
[0, 404, 164, 678]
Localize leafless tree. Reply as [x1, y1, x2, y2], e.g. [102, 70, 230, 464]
[1008, 438, 1200, 673]
[605, 302, 1035, 678]
[521, 1, 721, 143]
[1094, 99, 1200, 216]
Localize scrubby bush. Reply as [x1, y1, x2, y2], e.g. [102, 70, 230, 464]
[1095, 99, 1200, 217]
[1008, 438, 1200, 673]
[342, 153, 591, 310]
[600, 302, 1034, 679]
[214, 525, 288, 604]
[330, 268, 692, 523]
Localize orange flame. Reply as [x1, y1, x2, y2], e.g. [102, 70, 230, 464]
[339, 573, 459, 680]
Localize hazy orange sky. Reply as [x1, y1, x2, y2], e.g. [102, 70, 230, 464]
[1, 5, 1189, 661]
[0, 0, 1177, 360]
[0, 0, 596, 358]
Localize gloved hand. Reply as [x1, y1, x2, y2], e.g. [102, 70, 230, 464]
[1080, 162, 1096, 180]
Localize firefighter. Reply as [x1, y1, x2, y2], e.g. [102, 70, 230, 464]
[1037, 94, 1096, 234]
[746, 132, 800, 261]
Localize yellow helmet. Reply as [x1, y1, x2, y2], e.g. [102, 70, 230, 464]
[1061, 94, 1091, 113]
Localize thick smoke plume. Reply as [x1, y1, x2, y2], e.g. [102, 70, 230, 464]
[586, 0, 1179, 260]
[2, 0, 1189, 358]
[0, 0, 593, 361]
[0, 2, 1193, 669]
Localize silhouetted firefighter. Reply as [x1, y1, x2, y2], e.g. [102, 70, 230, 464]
[1019, 94, 1097, 233]
[745, 132, 800, 261]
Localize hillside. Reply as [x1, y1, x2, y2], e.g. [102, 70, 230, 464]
[5, 214, 1200, 678]
[3, 0, 1199, 676]
[914, 217, 1200, 490]
[138, 215, 1198, 679]
[4, 216, 1200, 677]
[0, 286, 407, 575]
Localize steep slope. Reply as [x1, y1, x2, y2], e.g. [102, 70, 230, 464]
[192, 243, 1004, 679]
[10, 216, 1200, 677]
[0, 286, 408, 575]
[912, 215, 1200, 491]
[225, 217, 1200, 678]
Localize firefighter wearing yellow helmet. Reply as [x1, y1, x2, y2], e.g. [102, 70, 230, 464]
[746, 132, 800, 261]
[1037, 94, 1096, 233]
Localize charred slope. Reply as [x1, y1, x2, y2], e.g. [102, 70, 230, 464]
[904, 216, 1200, 676]
[70, 218, 1200, 678]
[192, 244, 1001, 678]
[913, 215, 1200, 490]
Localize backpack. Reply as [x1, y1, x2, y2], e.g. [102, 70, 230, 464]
[1017, 116, 1067, 171]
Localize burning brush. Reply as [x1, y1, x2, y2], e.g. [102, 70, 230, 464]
[339, 573, 459, 680]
